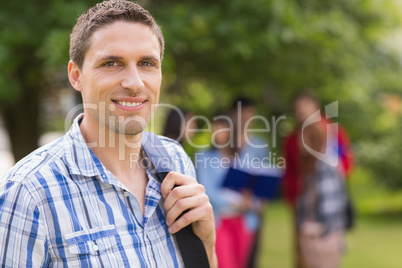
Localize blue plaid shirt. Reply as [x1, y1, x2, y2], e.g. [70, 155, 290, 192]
[0, 114, 195, 267]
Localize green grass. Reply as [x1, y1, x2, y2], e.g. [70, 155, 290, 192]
[257, 201, 402, 268]
[348, 168, 402, 215]
[258, 201, 293, 268]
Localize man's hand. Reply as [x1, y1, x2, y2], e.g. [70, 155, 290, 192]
[161, 171, 217, 267]
[162, 171, 215, 242]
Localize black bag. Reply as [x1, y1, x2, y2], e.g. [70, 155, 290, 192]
[141, 132, 210, 268]
[345, 192, 356, 231]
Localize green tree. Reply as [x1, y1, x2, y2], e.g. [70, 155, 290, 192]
[0, 0, 401, 188]
[148, 0, 402, 188]
[0, 0, 97, 161]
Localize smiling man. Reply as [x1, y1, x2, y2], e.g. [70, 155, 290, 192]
[0, 1, 217, 267]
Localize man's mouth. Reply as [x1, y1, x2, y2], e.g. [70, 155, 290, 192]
[112, 100, 144, 107]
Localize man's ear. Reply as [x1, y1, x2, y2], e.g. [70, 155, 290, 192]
[68, 60, 83, 92]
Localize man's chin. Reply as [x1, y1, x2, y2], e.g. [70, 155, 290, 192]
[112, 122, 148, 136]
[120, 129, 144, 136]
[105, 114, 149, 135]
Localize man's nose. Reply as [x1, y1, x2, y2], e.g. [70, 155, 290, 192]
[121, 64, 145, 90]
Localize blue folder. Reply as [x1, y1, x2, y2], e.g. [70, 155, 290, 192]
[222, 167, 282, 200]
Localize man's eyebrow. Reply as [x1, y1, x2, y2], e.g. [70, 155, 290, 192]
[97, 55, 160, 63]
[98, 55, 124, 62]
[141, 56, 160, 62]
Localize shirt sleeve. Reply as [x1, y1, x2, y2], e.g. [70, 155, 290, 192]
[0, 181, 50, 267]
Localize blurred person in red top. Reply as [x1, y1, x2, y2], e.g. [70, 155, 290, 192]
[283, 92, 354, 268]
[283, 92, 354, 207]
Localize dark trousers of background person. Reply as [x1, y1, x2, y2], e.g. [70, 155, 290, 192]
[294, 211, 305, 268]
[246, 214, 263, 268]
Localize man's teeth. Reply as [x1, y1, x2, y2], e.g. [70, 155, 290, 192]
[116, 101, 143, 107]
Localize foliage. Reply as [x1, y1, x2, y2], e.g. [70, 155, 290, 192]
[0, 0, 97, 160]
[148, 0, 402, 188]
[0, 1, 92, 102]
[0, 0, 401, 187]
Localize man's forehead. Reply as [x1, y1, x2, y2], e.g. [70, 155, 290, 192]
[91, 21, 156, 43]
[87, 21, 161, 59]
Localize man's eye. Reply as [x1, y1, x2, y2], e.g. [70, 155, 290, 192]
[140, 61, 154, 67]
[104, 61, 117, 67]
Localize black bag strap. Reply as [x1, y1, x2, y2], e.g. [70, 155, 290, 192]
[141, 132, 210, 268]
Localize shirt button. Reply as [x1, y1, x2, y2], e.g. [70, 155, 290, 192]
[124, 191, 130, 197]
[93, 244, 99, 251]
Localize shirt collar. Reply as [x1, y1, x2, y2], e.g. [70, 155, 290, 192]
[64, 114, 105, 177]
[62, 114, 164, 188]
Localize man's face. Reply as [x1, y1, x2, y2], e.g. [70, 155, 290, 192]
[71, 21, 162, 135]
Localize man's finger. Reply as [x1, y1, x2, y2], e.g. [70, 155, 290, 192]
[164, 184, 205, 212]
[167, 204, 211, 234]
[160, 171, 197, 198]
[165, 194, 209, 227]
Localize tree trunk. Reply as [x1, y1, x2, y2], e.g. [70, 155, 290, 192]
[1, 85, 40, 162]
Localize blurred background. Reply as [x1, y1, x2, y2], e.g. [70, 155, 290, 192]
[0, 0, 401, 267]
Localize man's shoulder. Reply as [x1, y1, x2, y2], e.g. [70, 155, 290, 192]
[143, 132, 186, 155]
[143, 133, 195, 176]
[3, 136, 69, 186]
[156, 134, 182, 147]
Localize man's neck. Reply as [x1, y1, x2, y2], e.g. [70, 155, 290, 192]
[79, 115, 143, 179]
[80, 114, 149, 214]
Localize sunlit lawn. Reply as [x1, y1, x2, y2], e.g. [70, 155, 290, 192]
[258, 201, 402, 268]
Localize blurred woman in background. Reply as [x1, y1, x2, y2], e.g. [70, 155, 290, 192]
[283, 92, 351, 268]
[197, 116, 259, 268]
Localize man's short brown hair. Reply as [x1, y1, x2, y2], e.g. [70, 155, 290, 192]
[69, 0, 164, 69]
